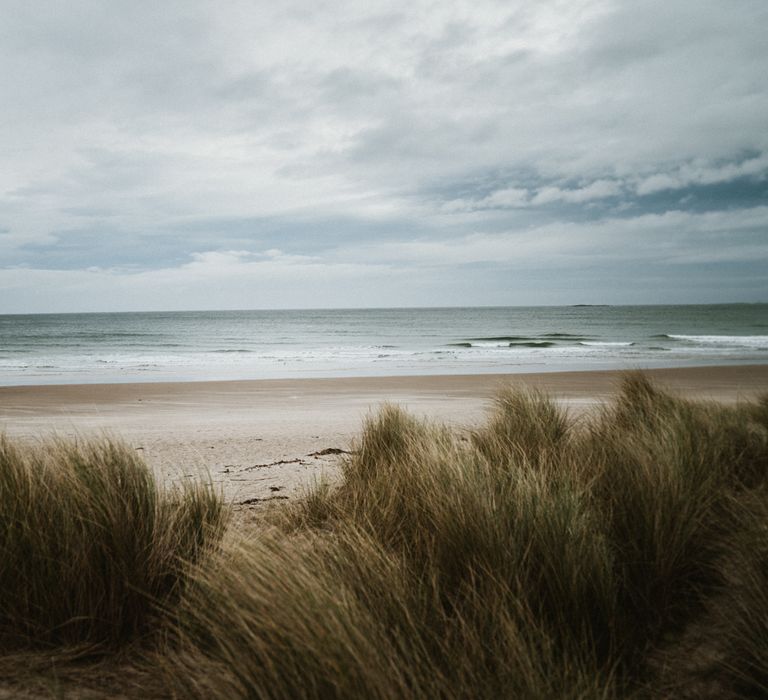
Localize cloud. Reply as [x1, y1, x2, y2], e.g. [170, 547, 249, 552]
[440, 178, 625, 212]
[346, 206, 768, 267]
[3, 205, 765, 312]
[0, 0, 766, 309]
[635, 153, 768, 195]
[0, 247, 402, 312]
[530, 180, 623, 205]
[442, 187, 531, 212]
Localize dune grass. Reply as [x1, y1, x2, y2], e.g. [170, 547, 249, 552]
[162, 373, 768, 699]
[1, 373, 767, 698]
[0, 436, 226, 652]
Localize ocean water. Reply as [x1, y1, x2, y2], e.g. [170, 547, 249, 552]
[0, 305, 766, 386]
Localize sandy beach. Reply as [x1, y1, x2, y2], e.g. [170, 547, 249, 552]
[1, 364, 767, 506]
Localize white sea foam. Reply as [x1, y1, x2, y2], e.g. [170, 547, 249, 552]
[469, 341, 516, 348]
[579, 341, 634, 347]
[669, 335, 768, 347]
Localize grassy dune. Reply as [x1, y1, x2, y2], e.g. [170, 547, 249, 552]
[0, 437, 227, 652]
[1, 373, 768, 698]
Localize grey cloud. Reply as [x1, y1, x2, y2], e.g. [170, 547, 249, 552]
[3, 205, 765, 312]
[0, 0, 767, 310]
[635, 153, 768, 195]
[443, 179, 625, 211]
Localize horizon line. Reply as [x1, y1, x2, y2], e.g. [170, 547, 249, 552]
[1, 301, 766, 317]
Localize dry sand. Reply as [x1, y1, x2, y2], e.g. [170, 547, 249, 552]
[1, 365, 767, 507]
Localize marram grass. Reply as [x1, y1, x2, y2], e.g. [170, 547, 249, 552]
[1, 373, 768, 699]
[0, 436, 226, 651]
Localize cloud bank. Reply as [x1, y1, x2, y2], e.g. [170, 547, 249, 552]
[1, 0, 766, 311]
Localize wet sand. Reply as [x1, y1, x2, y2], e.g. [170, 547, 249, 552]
[1, 365, 766, 505]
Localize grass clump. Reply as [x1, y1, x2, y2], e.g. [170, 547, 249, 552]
[167, 528, 439, 699]
[706, 491, 768, 697]
[0, 436, 226, 651]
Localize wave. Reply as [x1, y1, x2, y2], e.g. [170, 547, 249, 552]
[508, 341, 556, 348]
[579, 341, 634, 347]
[448, 341, 536, 348]
[668, 335, 768, 347]
[212, 349, 253, 354]
[468, 336, 532, 342]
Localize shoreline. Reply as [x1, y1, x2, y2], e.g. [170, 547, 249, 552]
[2, 364, 767, 505]
[2, 356, 767, 391]
[1, 362, 767, 401]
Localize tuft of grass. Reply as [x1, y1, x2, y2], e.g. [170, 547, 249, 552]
[472, 385, 570, 467]
[167, 526, 618, 700]
[0, 435, 227, 651]
[581, 374, 768, 666]
[166, 528, 437, 699]
[707, 490, 768, 697]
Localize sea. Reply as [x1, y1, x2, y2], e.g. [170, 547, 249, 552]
[0, 304, 766, 386]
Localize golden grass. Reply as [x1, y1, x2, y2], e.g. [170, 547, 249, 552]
[2, 373, 767, 698]
[0, 437, 226, 652]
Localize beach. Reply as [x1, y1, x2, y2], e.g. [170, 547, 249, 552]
[2, 364, 767, 506]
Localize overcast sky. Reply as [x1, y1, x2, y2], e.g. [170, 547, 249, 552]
[1, 0, 766, 312]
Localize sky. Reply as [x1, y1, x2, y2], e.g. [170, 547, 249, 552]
[1, 0, 766, 313]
